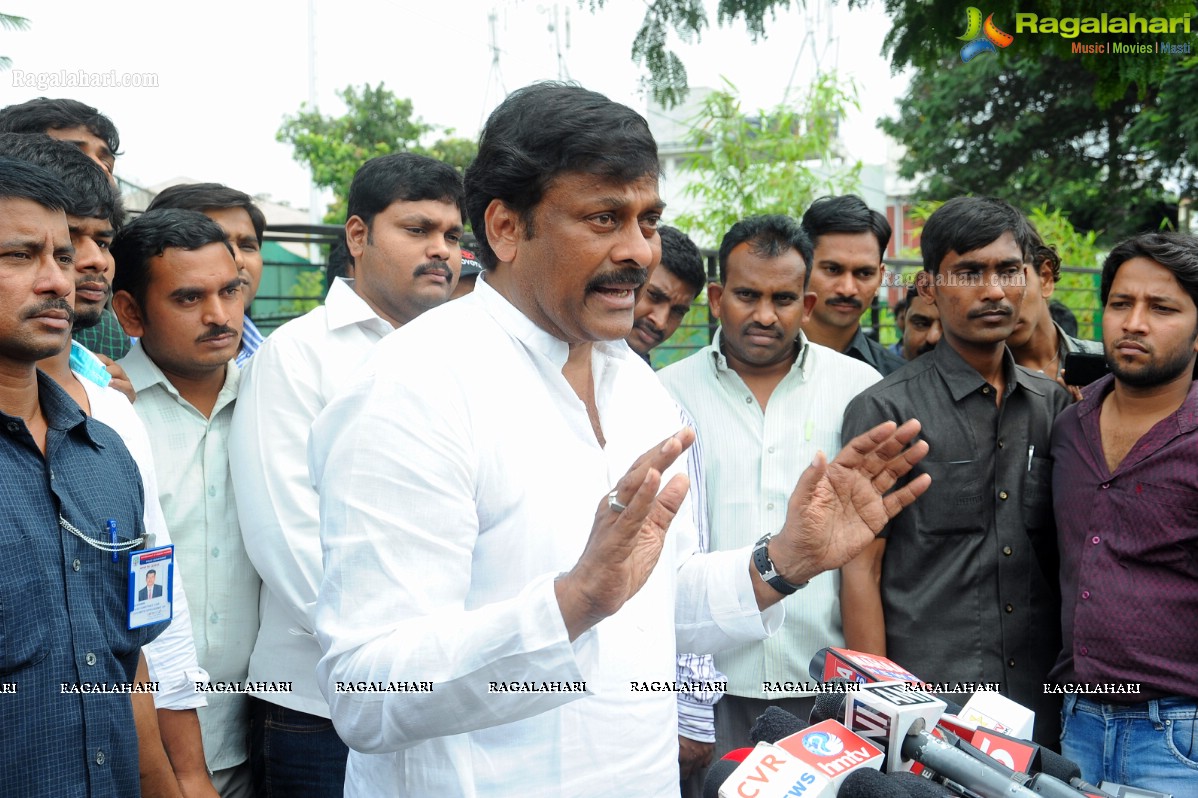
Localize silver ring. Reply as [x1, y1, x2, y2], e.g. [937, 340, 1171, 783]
[607, 490, 627, 513]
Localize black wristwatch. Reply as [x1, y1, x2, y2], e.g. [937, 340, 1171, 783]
[752, 533, 808, 595]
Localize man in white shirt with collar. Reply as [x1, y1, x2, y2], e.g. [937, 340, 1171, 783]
[112, 209, 259, 798]
[229, 152, 464, 796]
[658, 214, 882, 757]
[309, 82, 930, 798]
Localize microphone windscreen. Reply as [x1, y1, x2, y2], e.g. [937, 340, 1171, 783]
[839, 767, 910, 798]
[891, 771, 959, 797]
[809, 690, 849, 724]
[702, 758, 741, 798]
[749, 706, 808, 744]
[1037, 748, 1082, 782]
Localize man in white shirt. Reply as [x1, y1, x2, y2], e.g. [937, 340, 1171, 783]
[112, 209, 259, 798]
[659, 214, 882, 757]
[309, 82, 930, 797]
[229, 152, 464, 796]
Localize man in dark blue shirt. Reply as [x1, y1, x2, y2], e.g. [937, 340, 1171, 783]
[0, 157, 165, 796]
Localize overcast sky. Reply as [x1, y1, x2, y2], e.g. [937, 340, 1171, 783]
[3, 0, 907, 216]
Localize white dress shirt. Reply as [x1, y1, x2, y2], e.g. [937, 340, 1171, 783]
[309, 277, 782, 797]
[230, 278, 394, 716]
[80, 377, 208, 710]
[659, 331, 881, 699]
[120, 344, 259, 771]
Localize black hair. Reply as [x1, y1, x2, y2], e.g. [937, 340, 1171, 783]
[920, 196, 1035, 274]
[0, 155, 72, 211]
[146, 569, 156, 578]
[1100, 232, 1198, 310]
[906, 283, 921, 304]
[0, 98, 120, 158]
[1048, 300, 1078, 337]
[147, 183, 266, 244]
[464, 82, 660, 269]
[346, 152, 465, 231]
[800, 194, 891, 259]
[111, 209, 234, 309]
[1026, 224, 1062, 282]
[658, 225, 706, 295]
[717, 214, 813, 289]
[0, 133, 123, 227]
[327, 231, 352, 279]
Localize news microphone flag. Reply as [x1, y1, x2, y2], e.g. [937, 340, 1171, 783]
[717, 742, 836, 798]
[772, 719, 884, 789]
[844, 682, 947, 774]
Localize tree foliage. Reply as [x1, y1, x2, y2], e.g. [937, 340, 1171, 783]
[278, 83, 477, 223]
[674, 74, 862, 246]
[880, 52, 1187, 242]
[0, 12, 30, 70]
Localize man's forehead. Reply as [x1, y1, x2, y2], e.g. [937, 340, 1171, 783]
[0, 196, 71, 237]
[151, 241, 238, 273]
[546, 170, 662, 203]
[67, 214, 115, 234]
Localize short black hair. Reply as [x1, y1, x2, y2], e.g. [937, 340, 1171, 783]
[0, 98, 121, 158]
[1027, 225, 1062, 282]
[147, 183, 266, 243]
[1101, 232, 1198, 310]
[0, 155, 72, 211]
[658, 225, 706, 296]
[800, 194, 891, 260]
[717, 214, 813, 289]
[0, 133, 123, 227]
[327, 232, 352, 279]
[146, 569, 156, 578]
[1048, 299, 1077, 337]
[464, 82, 660, 269]
[111, 209, 234, 309]
[346, 152, 465, 231]
[920, 196, 1035, 274]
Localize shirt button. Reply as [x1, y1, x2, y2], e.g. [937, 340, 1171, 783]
[210, 613, 219, 624]
[1080, 647, 1089, 657]
[997, 440, 1004, 449]
[72, 559, 81, 572]
[85, 652, 96, 666]
[982, 387, 991, 395]
[211, 547, 220, 558]
[767, 446, 775, 454]
[1003, 546, 1013, 556]
[745, 396, 753, 404]
[766, 503, 774, 511]
[1005, 604, 1014, 613]
[95, 750, 105, 766]
[207, 485, 217, 497]
[998, 490, 1009, 500]
[1091, 536, 1100, 545]
[50, 470, 55, 480]
[1101, 482, 1110, 490]
[5, 421, 18, 432]
[1082, 590, 1091, 600]
[1007, 658, 1016, 668]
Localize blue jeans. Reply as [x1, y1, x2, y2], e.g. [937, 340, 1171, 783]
[248, 697, 349, 798]
[1060, 694, 1198, 797]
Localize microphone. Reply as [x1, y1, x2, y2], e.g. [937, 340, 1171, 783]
[750, 706, 808, 744]
[747, 706, 886, 791]
[959, 690, 1036, 740]
[713, 741, 836, 798]
[839, 768, 959, 798]
[808, 646, 922, 685]
[843, 682, 948, 773]
[703, 749, 756, 798]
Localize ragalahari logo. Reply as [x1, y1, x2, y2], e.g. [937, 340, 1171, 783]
[958, 7, 1015, 62]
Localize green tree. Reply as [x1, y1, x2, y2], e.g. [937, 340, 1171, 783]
[880, 53, 1182, 242]
[1, 13, 30, 70]
[674, 74, 862, 246]
[278, 82, 477, 223]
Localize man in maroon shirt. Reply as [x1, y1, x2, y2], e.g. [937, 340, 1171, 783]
[1050, 232, 1198, 794]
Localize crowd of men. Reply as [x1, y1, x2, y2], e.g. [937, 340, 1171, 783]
[0, 86, 1194, 798]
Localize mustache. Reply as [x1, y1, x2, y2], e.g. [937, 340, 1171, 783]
[826, 296, 862, 310]
[586, 267, 648, 292]
[634, 317, 664, 342]
[743, 322, 783, 339]
[196, 325, 239, 343]
[414, 261, 453, 279]
[968, 303, 1012, 318]
[25, 299, 76, 325]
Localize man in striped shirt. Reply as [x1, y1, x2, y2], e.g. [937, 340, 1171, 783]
[659, 214, 881, 757]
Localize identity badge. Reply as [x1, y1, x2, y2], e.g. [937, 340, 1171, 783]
[129, 545, 174, 629]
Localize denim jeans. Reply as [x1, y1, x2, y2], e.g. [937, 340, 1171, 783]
[1060, 693, 1198, 797]
[248, 697, 349, 798]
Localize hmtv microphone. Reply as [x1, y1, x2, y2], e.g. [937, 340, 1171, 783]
[714, 741, 836, 798]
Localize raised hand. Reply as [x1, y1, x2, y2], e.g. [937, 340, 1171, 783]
[766, 419, 930, 593]
[555, 428, 695, 640]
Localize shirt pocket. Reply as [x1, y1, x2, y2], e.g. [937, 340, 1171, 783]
[917, 460, 988, 536]
[0, 556, 54, 676]
[1022, 456, 1054, 532]
[1122, 482, 1198, 573]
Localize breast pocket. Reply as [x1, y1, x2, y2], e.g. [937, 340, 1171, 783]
[0, 556, 54, 676]
[1022, 456, 1053, 532]
[917, 460, 988, 536]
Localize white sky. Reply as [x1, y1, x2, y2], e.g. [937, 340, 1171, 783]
[2, 0, 907, 215]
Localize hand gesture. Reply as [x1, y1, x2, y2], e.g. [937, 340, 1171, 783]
[555, 428, 694, 640]
[768, 419, 930, 589]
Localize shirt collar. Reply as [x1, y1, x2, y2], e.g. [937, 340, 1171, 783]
[473, 274, 632, 368]
[324, 277, 394, 332]
[1076, 372, 1198, 435]
[122, 340, 239, 408]
[845, 326, 878, 365]
[35, 370, 101, 443]
[707, 327, 810, 378]
[932, 341, 1037, 402]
